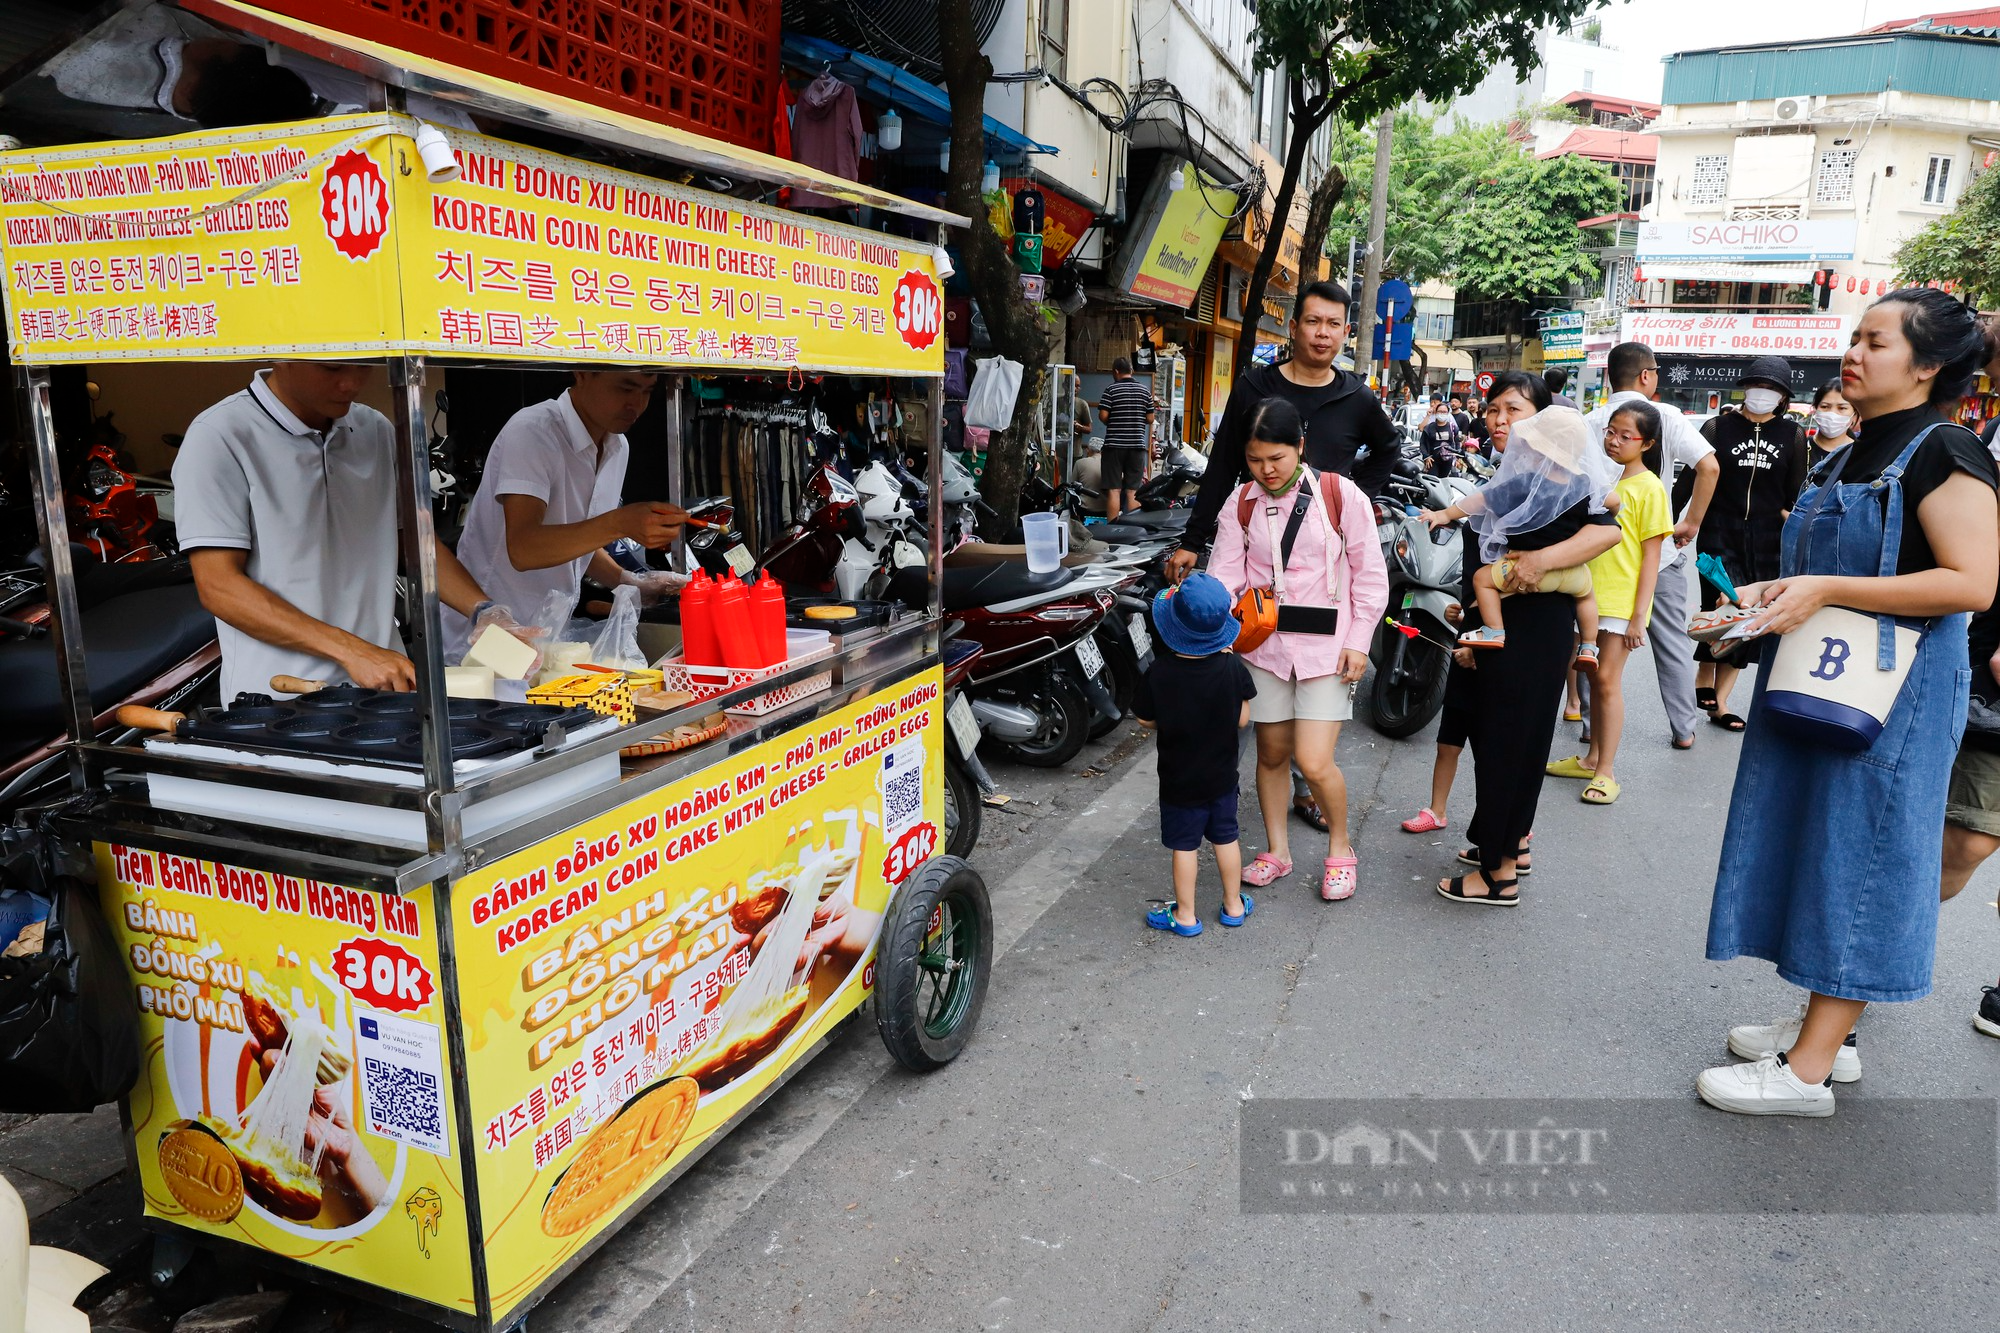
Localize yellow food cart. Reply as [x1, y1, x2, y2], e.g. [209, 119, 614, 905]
[1, 10, 987, 1329]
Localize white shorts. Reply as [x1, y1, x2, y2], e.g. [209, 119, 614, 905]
[1245, 661, 1355, 724]
[1599, 616, 1630, 636]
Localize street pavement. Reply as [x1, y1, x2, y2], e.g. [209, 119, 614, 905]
[17, 651, 2000, 1330]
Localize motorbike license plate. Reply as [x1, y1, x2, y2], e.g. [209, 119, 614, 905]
[1128, 613, 1153, 662]
[946, 693, 981, 758]
[1075, 633, 1106, 679]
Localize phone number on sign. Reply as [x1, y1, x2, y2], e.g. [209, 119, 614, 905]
[1727, 336, 1840, 353]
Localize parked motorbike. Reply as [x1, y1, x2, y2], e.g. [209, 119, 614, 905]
[941, 634, 997, 859]
[0, 556, 220, 812]
[1368, 466, 1464, 739]
[889, 560, 1117, 769]
[67, 415, 169, 561]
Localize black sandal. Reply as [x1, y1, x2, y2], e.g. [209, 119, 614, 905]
[1710, 712, 1746, 732]
[1696, 686, 1718, 715]
[1437, 871, 1520, 906]
[1293, 795, 1329, 832]
[1456, 845, 1532, 876]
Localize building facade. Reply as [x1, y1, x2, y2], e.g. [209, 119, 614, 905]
[1638, 24, 2000, 411]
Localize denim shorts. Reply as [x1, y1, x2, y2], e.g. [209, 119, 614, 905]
[1161, 789, 1240, 851]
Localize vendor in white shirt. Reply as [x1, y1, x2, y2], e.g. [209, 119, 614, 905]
[1583, 341, 1724, 749]
[175, 364, 506, 700]
[443, 373, 688, 657]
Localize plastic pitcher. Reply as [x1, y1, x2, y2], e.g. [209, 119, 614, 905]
[1021, 512, 1068, 573]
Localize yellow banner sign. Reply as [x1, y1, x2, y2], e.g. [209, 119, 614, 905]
[453, 671, 942, 1320]
[95, 846, 475, 1316]
[1, 117, 944, 374]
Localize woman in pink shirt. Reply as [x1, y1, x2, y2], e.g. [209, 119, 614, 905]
[1209, 399, 1390, 900]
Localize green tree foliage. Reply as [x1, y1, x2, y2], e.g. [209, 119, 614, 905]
[1447, 151, 1623, 300]
[1896, 164, 2000, 308]
[1236, 0, 1606, 376]
[1324, 112, 1513, 286]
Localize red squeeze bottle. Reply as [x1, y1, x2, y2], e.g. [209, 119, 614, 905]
[712, 572, 761, 668]
[680, 570, 718, 666]
[751, 574, 788, 665]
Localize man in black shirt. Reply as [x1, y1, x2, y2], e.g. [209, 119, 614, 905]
[1169, 281, 1400, 580]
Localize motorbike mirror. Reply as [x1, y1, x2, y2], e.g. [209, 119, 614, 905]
[434, 390, 450, 414]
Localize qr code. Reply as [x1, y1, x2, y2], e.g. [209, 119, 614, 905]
[884, 764, 922, 830]
[362, 1055, 443, 1145]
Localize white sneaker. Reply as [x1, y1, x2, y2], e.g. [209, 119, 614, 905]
[1697, 1053, 1836, 1118]
[1726, 1005, 1861, 1083]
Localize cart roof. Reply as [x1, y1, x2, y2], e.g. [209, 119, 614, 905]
[184, 0, 967, 230]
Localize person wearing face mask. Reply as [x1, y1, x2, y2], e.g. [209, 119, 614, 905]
[1807, 380, 1857, 464]
[1693, 357, 1809, 731]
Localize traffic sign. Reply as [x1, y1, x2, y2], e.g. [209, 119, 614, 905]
[1476, 371, 1495, 395]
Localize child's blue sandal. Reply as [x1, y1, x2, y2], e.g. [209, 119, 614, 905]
[1219, 893, 1254, 927]
[1146, 902, 1203, 936]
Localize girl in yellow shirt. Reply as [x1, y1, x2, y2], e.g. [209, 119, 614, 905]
[1545, 401, 1674, 804]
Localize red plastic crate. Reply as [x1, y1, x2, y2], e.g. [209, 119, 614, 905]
[281, 0, 780, 151]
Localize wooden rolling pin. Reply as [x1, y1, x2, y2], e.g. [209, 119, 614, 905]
[114, 704, 195, 736]
[270, 675, 326, 695]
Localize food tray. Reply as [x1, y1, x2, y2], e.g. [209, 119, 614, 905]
[620, 716, 729, 758]
[656, 629, 835, 717]
[180, 686, 599, 768]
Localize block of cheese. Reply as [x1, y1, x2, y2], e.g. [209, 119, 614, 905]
[529, 671, 635, 724]
[463, 624, 539, 681]
[533, 641, 594, 687]
[444, 666, 495, 699]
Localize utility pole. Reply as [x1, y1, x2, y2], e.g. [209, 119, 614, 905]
[1353, 108, 1394, 392]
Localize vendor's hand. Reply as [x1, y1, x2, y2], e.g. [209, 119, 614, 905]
[1500, 551, 1548, 594]
[618, 501, 688, 549]
[1166, 549, 1199, 584]
[470, 602, 547, 676]
[1741, 575, 1834, 638]
[1452, 646, 1476, 670]
[1672, 518, 1699, 548]
[341, 641, 416, 692]
[633, 569, 691, 608]
[1444, 601, 1463, 627]
[1336, 649, 1369, 685]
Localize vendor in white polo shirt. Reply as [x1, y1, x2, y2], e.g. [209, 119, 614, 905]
[443, 372, 687, 657]
[176, 363, 508, 700]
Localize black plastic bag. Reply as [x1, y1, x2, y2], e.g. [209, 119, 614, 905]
[0, 815, 140, 1112]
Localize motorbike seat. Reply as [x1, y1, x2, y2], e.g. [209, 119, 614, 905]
[1115, 509, 1189, 530]
[1091, 523, 1156, 545]
[0, 582, 214, 764]
[888, 561, 1076, 613]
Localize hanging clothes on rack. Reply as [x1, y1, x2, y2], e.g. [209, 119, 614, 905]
[791, 71, 863, 209]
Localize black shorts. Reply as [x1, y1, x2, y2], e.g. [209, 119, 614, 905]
[1101, 446, 1146, 492]
[1160, 789, 1241, 851]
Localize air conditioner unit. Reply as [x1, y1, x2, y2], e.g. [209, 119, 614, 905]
[1774, 96, 1809, 122]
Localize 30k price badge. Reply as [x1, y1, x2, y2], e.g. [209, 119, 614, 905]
[893, 270, 941, 351]
[320, 148, 389, 261]
[883, 821, 938, 885]
[332, 936, 435, 1013]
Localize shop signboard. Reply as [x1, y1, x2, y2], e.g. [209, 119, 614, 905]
[1539, 311, 1586, 364]
[1619, 311, 1850, 358]
[1656, 355, 1842, 398]
[1001, 178, 1094, 268]
[1635, 219, 1856, 264]
[1113, 158, 1230, 309]
[96, 672, 944, 1323]
[1, 116, 944, 375]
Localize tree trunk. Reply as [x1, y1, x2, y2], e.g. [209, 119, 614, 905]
[939, 0, 1051, 539]
[1292, 164, 1346, 322]
[1233, 89, 1320, 381]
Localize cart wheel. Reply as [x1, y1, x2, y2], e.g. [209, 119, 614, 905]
[875, 856, 992, 1071]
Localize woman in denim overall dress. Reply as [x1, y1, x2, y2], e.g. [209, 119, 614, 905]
[1699, 290, 2000, 1118]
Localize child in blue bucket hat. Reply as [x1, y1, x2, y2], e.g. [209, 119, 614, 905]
[1134, 572, 1258, 935]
